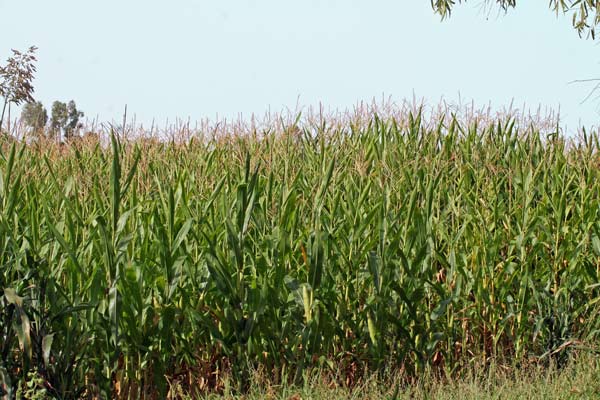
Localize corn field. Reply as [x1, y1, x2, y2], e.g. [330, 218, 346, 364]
[1, 110, 600, 398]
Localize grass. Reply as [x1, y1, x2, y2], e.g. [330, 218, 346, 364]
[0, 105, 599, 398]
[184, 355, 600, 399]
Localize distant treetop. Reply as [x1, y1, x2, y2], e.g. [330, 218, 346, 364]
[431, 0, 600, 39]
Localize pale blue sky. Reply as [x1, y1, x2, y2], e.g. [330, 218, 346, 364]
[1, 1, 599, 132]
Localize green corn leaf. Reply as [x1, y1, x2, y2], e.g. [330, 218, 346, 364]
[42, 333, 55, 366]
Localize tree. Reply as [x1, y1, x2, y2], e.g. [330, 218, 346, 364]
[51, 100, 84, 141]
[0, 46, 38, 132]
[65, 100, 84, 140]
[21, 101, 48, 134]
[431, 0, 600, 39]
[51, 101, 68, 141]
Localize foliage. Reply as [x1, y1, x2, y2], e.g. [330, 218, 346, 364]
[21, 101, 48, 134]
[0, 110, 599, 398]
[431, 0, 600, 38]
[0, 46, 38, 131]
[65, 100, 84, 140]
[50, 100, 84, 141]
[50, 101, 68, 139]
[15, 370, 48, 400]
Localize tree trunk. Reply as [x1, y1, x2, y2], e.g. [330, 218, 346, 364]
[7, 103, 10, 134]
[0, 99, 7, 133]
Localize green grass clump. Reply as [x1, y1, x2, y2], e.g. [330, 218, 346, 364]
[1, 109, 599, 398]
[195, 355, 600, 399]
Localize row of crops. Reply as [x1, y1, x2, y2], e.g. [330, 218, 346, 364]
[1, 111, 600, 398]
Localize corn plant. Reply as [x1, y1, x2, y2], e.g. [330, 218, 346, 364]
[0, 109, 599, 398]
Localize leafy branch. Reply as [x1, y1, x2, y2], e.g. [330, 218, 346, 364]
[431, 0, 600, 39]
[0, 46, 38, 133]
